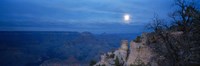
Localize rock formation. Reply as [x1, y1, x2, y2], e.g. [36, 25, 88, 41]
[127, 33, 154, 66]
[94, 40, 128, 66]
[94, 33, 157, 66]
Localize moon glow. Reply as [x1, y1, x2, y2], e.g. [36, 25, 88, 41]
[123, 14, 130, 24]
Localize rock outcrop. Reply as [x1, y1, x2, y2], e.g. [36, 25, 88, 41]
[127, 33, 155, 66]
[94, 33, 157, 66]
[94, 40, 128, 66]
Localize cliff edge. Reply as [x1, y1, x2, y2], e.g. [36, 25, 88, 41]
[94, 33, 157, 66]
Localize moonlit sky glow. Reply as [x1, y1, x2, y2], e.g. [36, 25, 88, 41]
[124, 14, 130, 24]
[1, 0, 192, 33]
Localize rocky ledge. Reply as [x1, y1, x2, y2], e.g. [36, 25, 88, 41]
[94, 33, 158, 66]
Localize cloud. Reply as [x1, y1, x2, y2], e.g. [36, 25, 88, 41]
[0, 0, 174, 33]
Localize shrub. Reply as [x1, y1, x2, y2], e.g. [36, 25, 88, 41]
[89, 60, 97, 66]
[134, 36, 141, 43]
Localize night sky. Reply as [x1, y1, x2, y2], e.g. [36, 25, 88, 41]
[0, 0, 175, 33]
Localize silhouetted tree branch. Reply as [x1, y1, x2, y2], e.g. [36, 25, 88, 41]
[147, 0, 200, 66]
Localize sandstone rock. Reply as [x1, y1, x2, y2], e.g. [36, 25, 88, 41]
[94, 40, 128, 66]
[94, 33, 157, 66]
[127, 41, 154, 66]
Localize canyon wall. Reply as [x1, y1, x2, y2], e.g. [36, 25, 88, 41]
[94, 33, 157, 66]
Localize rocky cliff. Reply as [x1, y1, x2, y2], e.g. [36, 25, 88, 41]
[127, 33, 156, 66]
[94, 33, 157, 66]
[94, 40, 128, 66]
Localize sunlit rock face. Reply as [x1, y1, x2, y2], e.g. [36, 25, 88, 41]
[94, 40, 129, 66]
[120, 40, 129, 51]
[127, 33, 154, 65]
[127, 41, 154, 65]
[114, 40, 128, 64]
[94, 33, 157, 66]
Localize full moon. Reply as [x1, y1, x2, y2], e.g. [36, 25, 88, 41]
[123, 14, 130, 24]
